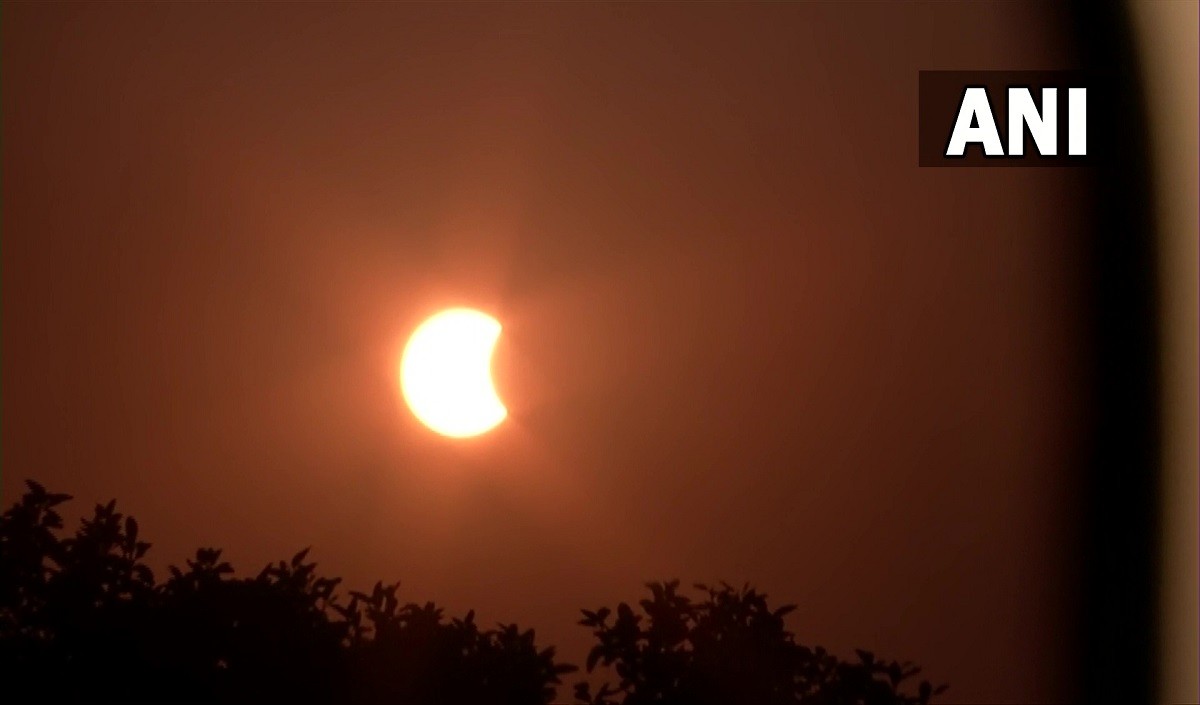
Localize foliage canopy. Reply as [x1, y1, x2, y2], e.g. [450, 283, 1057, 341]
[0, 481, 943, 705]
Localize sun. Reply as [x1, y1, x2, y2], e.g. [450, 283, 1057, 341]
[400, 308, 508, 438]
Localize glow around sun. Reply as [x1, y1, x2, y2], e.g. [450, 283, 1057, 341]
[400, 308, 507, 438]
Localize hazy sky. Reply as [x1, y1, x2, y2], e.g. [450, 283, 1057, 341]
[4, 3, 1089, 701]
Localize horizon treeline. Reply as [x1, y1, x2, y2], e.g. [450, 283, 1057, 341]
[0, 480, 945, 704]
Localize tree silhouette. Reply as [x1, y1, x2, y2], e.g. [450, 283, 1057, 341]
[573, 581, 947, 705]
[1, 481, 944, 704]
[0, 480, 574, 704]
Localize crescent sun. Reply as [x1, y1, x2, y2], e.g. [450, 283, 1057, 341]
[400, 308, 508, 438]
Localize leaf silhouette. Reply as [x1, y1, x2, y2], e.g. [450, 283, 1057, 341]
[0, 481, 945, 705]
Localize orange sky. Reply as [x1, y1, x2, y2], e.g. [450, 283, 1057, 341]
[3, 3, 1091, 701]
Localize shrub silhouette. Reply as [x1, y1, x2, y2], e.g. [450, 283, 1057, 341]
[573, 581, 946, 705]
[1, 481, 944, 704]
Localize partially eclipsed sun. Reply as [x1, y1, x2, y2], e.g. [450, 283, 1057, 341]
[400, 308, 507, 438]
